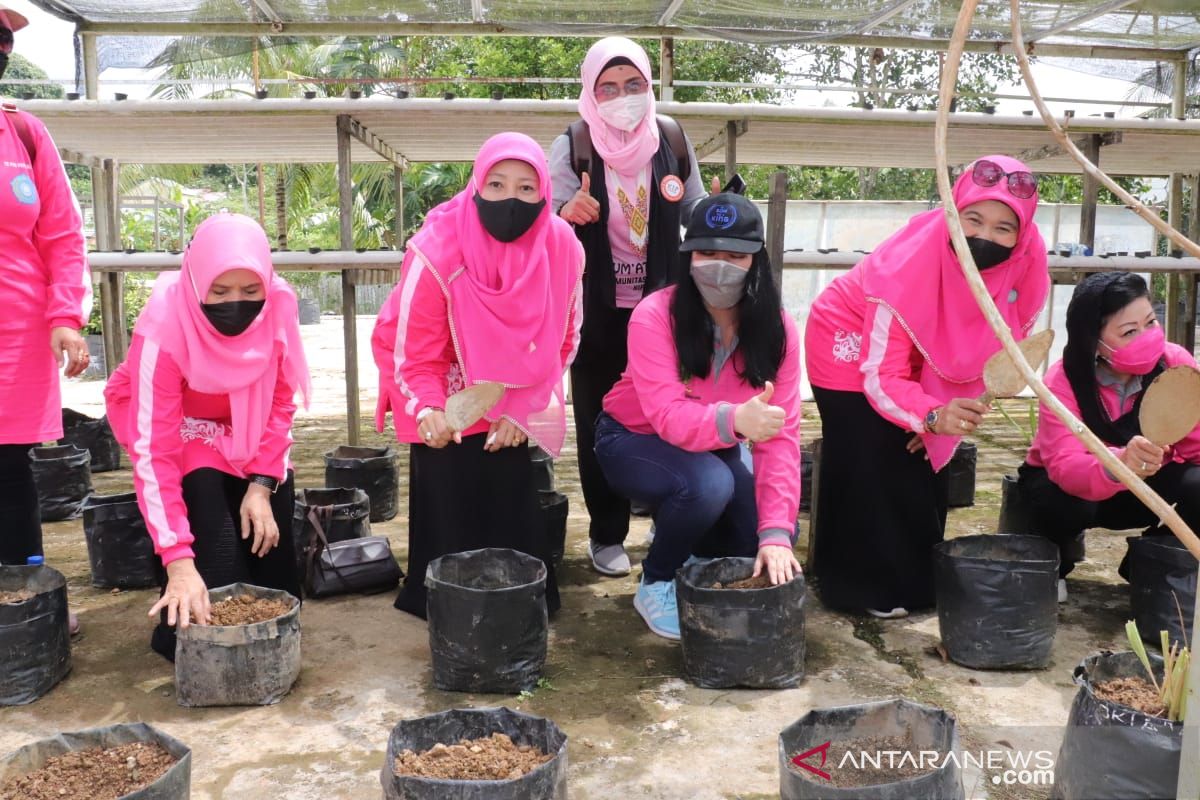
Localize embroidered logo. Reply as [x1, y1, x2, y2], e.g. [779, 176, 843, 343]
[179, 417, 228, 447]
[445, 362, 466, 396]
[832, 329, 862, 363]
[704, 202, 737, 230]
[10, 174, 37, 205]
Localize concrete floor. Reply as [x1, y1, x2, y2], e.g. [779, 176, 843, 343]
[0, 390, 1150, 800]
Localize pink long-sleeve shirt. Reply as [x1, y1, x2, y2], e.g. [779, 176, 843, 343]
[1026, 344, 1200, 502]
[805, 266, 943, 434]
[0, 106, 91, 444]
[372, 247, 582, 444]
[602, 287, 802, 547]
[104, 334, 298, 566]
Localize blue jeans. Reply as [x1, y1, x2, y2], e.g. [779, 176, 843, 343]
[593, 412, 758, 583]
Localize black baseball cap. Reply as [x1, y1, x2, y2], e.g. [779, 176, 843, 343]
[680, 193, 764, 255]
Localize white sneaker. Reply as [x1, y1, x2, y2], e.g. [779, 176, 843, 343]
[867, 607, 909, 619]
[589, 541, 631, 577]
[1057, 579, 1068, 604]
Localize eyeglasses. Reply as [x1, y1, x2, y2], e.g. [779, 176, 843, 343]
[594, 78, 649, 102]
[971, 159, 1038, 199]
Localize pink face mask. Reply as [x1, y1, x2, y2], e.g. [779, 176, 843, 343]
[1100, 325, 1165, 375]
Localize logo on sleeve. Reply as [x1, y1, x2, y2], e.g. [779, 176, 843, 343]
[704, 203, 737, 230]
[10, 174, 37, 205]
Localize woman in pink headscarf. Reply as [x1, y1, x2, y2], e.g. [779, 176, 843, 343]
[373, 132, 584, 618]
[105, 212, 311, 659]
[549, 36, 707, 578]
[805, 155, 1049, 618]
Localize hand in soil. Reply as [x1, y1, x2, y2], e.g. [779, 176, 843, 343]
[790, 734, 941, 788]
[0, 742, 176, 800]
[393, 733, 552, 781]
[0, 589, 35, 605]
[149, 558, 210, 629]
[754, 544, 802, 585]
[208, 594, 293, 626]
[1093, 677, 1167, 718]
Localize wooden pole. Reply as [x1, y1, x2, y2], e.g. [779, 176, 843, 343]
[337, 115, 361, 445]
[1168, 172, 1187, 342]
[659, 37, 674, 103]
[724, 120, 737, 184]
[1078, 134, 1100, 251]
[394, 164, 405, 249]
[766, 170, 787, 293]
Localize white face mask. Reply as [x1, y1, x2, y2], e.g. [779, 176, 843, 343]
[690, 259, 749, 309]
[596, 93, 649, 132]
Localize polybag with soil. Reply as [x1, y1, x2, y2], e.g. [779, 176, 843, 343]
[0, 564, 72, 706]
[323, 446, 399, 523]
[29, 445, 92, 522]
[58, 409, 122, 473]
[0, 722, 191, 800]
[81, 492, 161, 590]
[380, 707, 567, 800]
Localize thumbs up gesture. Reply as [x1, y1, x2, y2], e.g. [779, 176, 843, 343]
[734, 381, 786, 443]
[560, 171, 602, 226]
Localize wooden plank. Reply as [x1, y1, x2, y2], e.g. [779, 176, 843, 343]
[766, 171, 787, 293]
[337, 115, 361, 446]
[1078, 134, 1101, 250]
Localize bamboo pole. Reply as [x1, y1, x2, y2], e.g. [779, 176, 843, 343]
[934, 0, 1200, 565]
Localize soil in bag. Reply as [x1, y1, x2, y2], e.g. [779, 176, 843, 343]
[393, 733, 553, 781]
[0, 743, 176, 800]
[790, 734, 942, 789]
[208, 594, 293, 626]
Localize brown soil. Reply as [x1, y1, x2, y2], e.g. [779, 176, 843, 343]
[208, 594, 293, 626]
[790, 734, 941, 788]
[393, 733, 553, 781]
[0, 589, 35, 605]
[0, 742, 176, 800]
[712, 574, 777, 590]
[1093, 676, 1167, 717]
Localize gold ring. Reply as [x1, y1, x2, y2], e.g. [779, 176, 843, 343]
[425, 431, 433, 441]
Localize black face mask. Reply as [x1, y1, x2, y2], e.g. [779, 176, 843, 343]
[473, 193, 546, 243]
[0, 53, 9, 82]
[202, 300, 265, 337]
[963, 236, 1015, 270]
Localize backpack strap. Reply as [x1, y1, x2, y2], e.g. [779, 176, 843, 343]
[571, 115, 691, 184]
[568, 119, 592, 179]
[656, 114, 690, 184]
[2, 103, 37, 164]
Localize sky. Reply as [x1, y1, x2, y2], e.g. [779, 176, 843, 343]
[3, 0, 1165, 115]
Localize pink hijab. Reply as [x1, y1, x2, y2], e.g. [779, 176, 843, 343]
[134, 213, 311, 472]
[578, 36, 660, 177]
[405, 132, 584, 455]
[862, 154, 1049, 470]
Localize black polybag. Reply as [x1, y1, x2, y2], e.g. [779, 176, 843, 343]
[0, 564, 71, 706]
[1126, 535, 1196, 649]
[538, 490, 568, 565]
[933, 534, 1058, 669]
[58, 408, 122, 472]
[82, 492, 161, 589]
[530, 445, 555, 492]
[29, 444, 92, 521]
[324, 445, 399, 522]
[0, 722, 192, 799]
[778, 698, 964, 799]
[945, 441, 976, 508]
[799, 442, 815, 512]
[1052, 651, 1181, 800]
[293, 486, 371, 578]
[997, 474, 1033, 534]
[426, 548, 547, 693]
[676, 557, 806, 689]
[381, 707, 567, 800]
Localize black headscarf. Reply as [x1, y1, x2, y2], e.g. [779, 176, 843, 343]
[1062, 271, 1162, 445]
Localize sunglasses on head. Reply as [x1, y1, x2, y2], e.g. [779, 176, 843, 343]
[971, 159, 1038, 199]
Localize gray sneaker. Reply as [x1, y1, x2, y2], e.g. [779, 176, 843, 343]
[589, 541, 631, 576]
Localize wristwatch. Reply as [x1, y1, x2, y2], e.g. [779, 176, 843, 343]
[249, 474, 280, 493]
[923, 406, 942, 434]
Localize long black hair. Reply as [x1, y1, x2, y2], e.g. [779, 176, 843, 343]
[1062, 271, 1154, 444]
[670, 249, 786, 388]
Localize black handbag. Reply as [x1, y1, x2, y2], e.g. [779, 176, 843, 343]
[304, 508, 403, 598]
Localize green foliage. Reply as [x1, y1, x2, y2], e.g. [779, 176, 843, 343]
[0, 53, 64, 99]
[83, 274, 153, 335]
[1125, 619, 1190, 722]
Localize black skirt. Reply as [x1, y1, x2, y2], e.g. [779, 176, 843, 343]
[394, 432, 559, 618]
[810, 387, 949, 612]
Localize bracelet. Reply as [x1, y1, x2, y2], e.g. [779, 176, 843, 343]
[249, 474, 280, 494]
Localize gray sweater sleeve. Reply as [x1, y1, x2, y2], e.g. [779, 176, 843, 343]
[548, 134, 580, 214]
